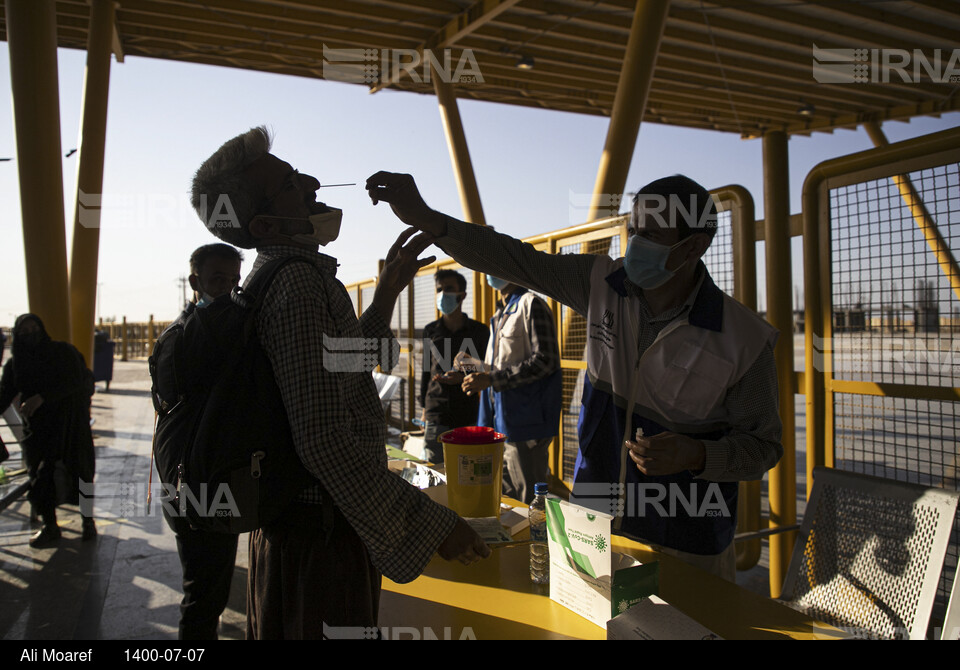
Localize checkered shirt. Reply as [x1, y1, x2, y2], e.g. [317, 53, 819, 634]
[246, 245, 457, 583]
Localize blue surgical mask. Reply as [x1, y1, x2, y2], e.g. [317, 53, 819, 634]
[437, 291, 461, 315]
[623, 235, 690, 290]
[486, 275, 509, 291]
[196, 292, 216, 308]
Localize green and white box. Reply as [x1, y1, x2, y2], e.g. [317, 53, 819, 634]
[546, 498, 659, 629]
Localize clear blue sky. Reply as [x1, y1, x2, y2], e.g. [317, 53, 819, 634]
[1, 44, 957, 325]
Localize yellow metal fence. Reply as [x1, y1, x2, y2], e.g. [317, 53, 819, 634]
[98, 316, 171, 361]
[803, 126, 960, 619]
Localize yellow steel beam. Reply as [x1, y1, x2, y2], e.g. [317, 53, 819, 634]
[783, 99, 960, 138]
[713, 185, 763, 572]
[554, 0, 668, 418]
[69, 0, 115, 368]
[830, 379, 960, 403]
[112, 2, 124, 63]
[588, 0, 669, 222]
[369, 0, 524, 94]
[864, 121, 960, 303]
[432, 70, 493, 324]
[425, 0, 523, 50]
[493, 8, 930, 107]
[6, 0, 72, 342]
[762, 130, 797, 599]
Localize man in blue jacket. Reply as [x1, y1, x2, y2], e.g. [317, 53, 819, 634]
[460, 275, 561, 504]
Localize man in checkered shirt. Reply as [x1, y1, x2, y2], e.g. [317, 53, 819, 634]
[191, 128, 489, 639]
[366, 171, 783, 582]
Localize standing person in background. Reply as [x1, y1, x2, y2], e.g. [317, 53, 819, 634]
[0, 314, 96, 548]
[188, 243, 244, 309]
[419, 269, 489, 464]
[459, 276, 561, 505]
[163, 242, 243, 640]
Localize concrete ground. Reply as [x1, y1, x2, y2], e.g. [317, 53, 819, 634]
[0, 361, 247, 641]
[0, 359, 782, 641]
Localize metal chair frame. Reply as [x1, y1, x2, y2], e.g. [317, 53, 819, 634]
[781, 466, 959, 640]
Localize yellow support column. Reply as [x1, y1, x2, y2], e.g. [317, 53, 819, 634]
[587, 0, 669, 223]
[5, 0, 71, 341]
[567, 0, 669, 365]
[762, 131, 798, 598]
[714, 185, 763, 572]
[432, 73, 493, 324]
[70, 0, 116, 367]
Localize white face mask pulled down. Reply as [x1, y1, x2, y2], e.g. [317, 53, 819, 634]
[260, 208, 343, 247]
[289, 208, 343, 246]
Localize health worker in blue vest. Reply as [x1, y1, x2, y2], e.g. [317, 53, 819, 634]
[366, 171, 783, 581]
[458, 275, 561, 505]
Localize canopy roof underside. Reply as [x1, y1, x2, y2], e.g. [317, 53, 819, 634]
[2, 0, 959, 137]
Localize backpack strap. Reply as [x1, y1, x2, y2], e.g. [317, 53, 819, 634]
[235, 256, 318, 343]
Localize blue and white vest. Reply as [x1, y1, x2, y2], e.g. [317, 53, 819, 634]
[478, 290, 561, 442]
[573, 258, 778, 555]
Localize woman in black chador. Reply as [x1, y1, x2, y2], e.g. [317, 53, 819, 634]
[0, 314, 96, 547]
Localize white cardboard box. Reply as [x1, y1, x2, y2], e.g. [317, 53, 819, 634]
[606, 595, 723, 640]
[546, 498, 658, 629]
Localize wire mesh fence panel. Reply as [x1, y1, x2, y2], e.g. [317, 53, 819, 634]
[348, 286, 360, 317]
[829, 160, 960, 621]
[562, 367, 587, 484]
[703, 210, 734, 297]
[361, 286, 375, 318]
[831, 164, 960, 387]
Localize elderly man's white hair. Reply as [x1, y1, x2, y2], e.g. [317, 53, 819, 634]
[191, 126, 273, 249]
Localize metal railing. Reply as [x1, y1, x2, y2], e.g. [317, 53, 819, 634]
[98, 315, 171, 361]
[803, 125, 960, 619]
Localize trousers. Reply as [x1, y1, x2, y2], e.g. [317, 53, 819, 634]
[246, 501, 381, 639]
[502, 437, 552, 505]
[169, 515, 239, 640]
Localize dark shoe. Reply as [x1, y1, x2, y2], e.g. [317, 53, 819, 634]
[81, 519, 97, 541]
[29, 524, 61, 548]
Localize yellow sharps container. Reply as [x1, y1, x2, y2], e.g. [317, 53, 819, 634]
[440, 426, 506, 519]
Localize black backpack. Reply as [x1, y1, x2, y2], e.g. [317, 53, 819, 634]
[149, 257, 315, 533]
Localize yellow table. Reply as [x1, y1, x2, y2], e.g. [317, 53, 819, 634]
[379, 486, 838, 640]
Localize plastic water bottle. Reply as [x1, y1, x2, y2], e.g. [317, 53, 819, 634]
[529, 482, 549, 584]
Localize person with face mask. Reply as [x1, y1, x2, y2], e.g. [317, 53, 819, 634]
[191, 127, 489, 639]
[161, 243, 243, 640]
[0, 314, 97, 548]
[188, 243, 244, 309]
[366, 171, 782, 582]
[418, 269, 489, 465]
[457, 273, 562, 506]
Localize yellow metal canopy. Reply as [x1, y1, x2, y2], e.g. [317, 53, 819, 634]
[2, 0, 958, 137]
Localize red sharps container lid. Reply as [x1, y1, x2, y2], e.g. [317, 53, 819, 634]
[439, 426, 507, 445]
